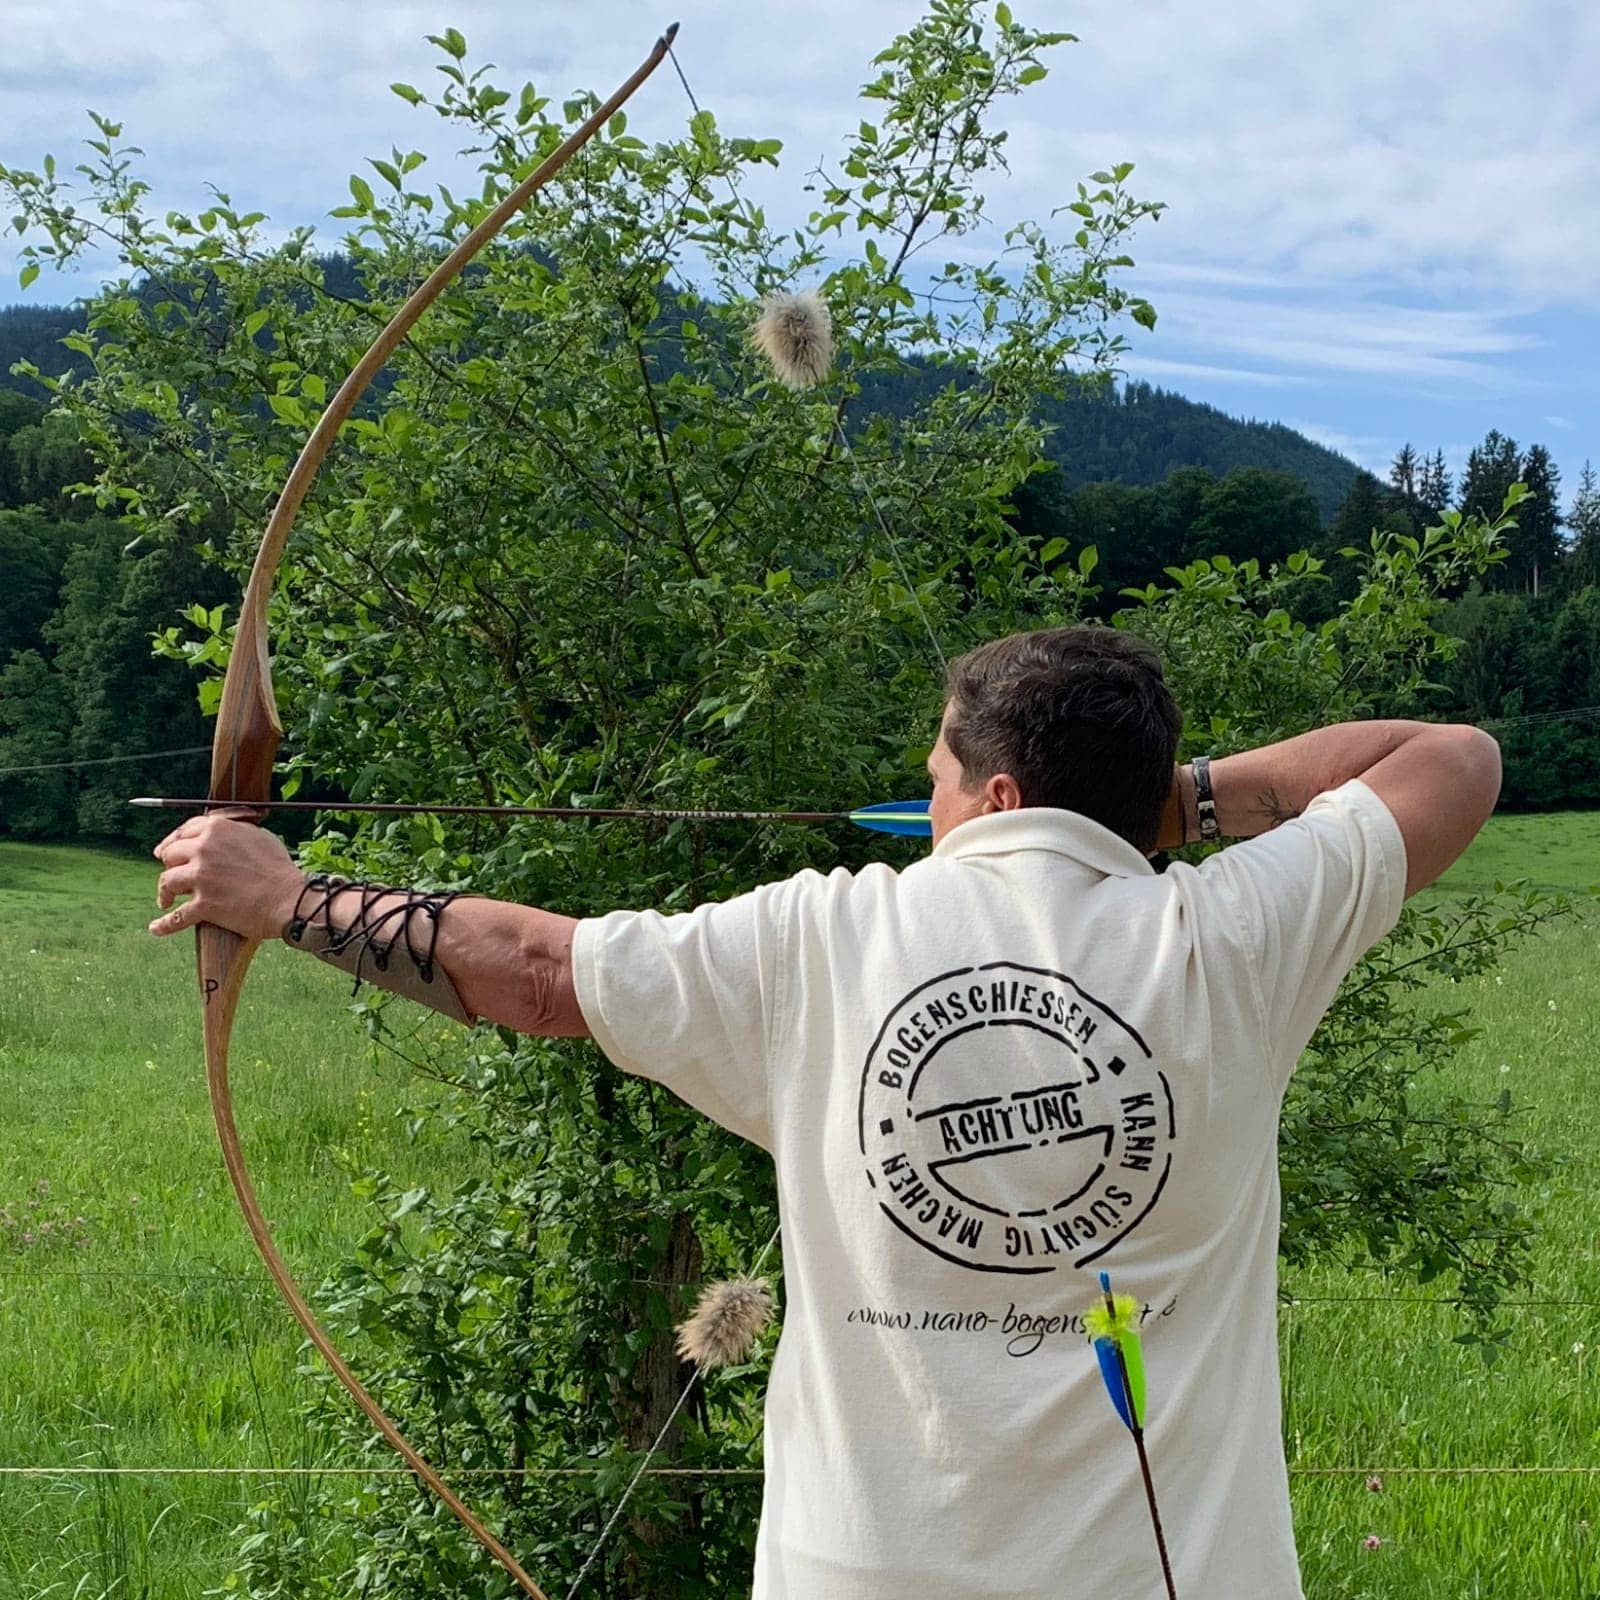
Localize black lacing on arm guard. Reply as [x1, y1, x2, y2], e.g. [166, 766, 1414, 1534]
[284, 874, 463, 997]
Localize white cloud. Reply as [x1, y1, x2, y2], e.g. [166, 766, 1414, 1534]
[1130, 289, 1545, 390]
[1121, 355, 1308, 388]
[5, 0, 1597, 311]
[1003, 0, 1600, 304]
[1278, 419, 1388, 472]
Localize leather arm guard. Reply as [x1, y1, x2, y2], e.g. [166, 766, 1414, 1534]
[282, 874, 476, 1025]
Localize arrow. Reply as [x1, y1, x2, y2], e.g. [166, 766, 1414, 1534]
[130, 794, 934, 838]
[1086, 1270, 1178, 1599]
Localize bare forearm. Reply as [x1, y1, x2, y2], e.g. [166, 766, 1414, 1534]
[293, 880, 587, 1037]
[150, 815, 588, 1034]
[1156, 720, 1446, 848]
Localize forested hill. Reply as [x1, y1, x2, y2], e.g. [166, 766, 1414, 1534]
[0, 277, 1359, 518]
[0, 302, 86, 394]
[1035, 382, 1358, 522]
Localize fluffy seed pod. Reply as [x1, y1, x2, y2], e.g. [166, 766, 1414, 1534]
[675, 1276, 775, 1370]
[751, 289, 833, 389]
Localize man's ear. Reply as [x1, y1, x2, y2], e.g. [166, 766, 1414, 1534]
[984, 772, 1025, 813]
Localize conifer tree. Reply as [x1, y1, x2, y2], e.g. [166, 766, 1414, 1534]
[1516, 443, 1562, 596]
[1459, 429, 1522, 519]
[1419, 449, 1453, 521]
[1459, 430, 1524, 588]
[1389, 442, 1419, 526]
[1566, 461, 1600, 592]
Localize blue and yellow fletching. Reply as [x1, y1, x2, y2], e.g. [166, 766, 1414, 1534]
[1086, 1270, 1147, 1433]
[847, 798, 932, 838]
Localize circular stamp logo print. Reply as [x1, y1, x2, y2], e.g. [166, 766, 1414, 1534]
[857, 961, 1175, 1275]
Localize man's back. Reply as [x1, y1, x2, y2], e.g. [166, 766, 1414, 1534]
[575, 777, 1408, 1598]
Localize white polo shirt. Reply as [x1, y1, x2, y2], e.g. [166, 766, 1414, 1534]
[573, 778, 1407, 1600]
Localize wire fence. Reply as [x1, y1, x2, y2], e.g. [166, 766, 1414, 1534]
[2, 1258, 1599, 1484]
[3, 699, 1600, 782]
[9, 1263, 1600, 1310]
[3, 1462, 1600, 1481]
[0, 744, 210, 777]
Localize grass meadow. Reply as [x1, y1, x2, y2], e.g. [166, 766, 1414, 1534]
[0, 817, 1597, 1597]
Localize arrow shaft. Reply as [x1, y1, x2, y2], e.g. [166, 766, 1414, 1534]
[135, 796, 846, 823]
[1130, 1422, 1178, 1600]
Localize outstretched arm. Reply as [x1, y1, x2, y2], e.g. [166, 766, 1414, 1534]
[151, 814, 587, 1036]
[1155, 719, 1501, 897]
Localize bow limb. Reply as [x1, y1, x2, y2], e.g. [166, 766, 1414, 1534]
[195, 25, 681, 1598]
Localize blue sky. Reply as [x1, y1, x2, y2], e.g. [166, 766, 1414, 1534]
[4, 0, 1595, 507]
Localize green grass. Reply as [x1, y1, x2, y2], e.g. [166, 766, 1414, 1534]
[1283, 908, 1600, 1595]
[0, 841, 483, 1597]
[0, 812, 1596, 1596]
[1283, 809, 1600, 1596]
[1431, 807, 1600, 894]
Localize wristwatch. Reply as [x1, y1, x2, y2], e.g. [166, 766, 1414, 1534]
[1192, 755, 1221, 843]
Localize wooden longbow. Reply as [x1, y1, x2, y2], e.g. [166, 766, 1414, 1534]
[196, 26, 679, 1597]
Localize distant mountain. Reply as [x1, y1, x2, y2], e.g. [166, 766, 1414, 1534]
[0, 285, 1360, 522]
[1036, 380, 1360, 523]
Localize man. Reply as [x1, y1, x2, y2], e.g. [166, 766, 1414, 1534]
[151, 624, 1500, 1598]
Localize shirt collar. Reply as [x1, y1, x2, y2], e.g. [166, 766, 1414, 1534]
[930, 806, 1157, 879]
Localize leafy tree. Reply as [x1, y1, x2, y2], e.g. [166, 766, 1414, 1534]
[7, 409, 96, 515]
[1436, 583, 1600, 807]
[0, 647, 72, 833]
[1182, 465, 1321, 566]
[1441, 589, 1545, 721]
[1549, 585, 1600, 707]
[1012, 463, 1328, 614]
[42, 520, 217, 840]
[0, 507, 78, 659]
[5, 7, 1165, 1590]
[1289, 470, 1415, 625]
[0, 389, 46, 505]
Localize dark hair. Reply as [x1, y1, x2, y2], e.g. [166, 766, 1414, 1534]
[943, 626, 1183, 853]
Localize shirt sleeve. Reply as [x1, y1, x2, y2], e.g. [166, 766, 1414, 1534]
[570, 875, 805, 1151]
[1198, 777, 1409, 1069]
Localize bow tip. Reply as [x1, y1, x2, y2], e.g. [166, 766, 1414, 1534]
[661, 20, 680, 46]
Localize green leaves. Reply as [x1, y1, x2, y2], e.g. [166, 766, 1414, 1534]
[426, 27, 468, 60]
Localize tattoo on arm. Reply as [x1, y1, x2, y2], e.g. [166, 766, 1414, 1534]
[1254, 786, 1299, 829]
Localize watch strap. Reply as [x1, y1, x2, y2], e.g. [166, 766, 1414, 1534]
[1192, 755, 1221, 843]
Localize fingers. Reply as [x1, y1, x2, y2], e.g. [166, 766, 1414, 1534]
[153, 811, 262, 861]
[150, 824, 215, 933]
[155, 816, 209, 861]
[155, 863, 198, 910]
[149, 811, 292, 942]
[149, 889, 201, 937]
